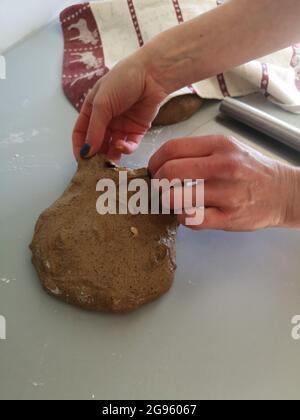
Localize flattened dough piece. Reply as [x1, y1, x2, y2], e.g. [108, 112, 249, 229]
[30, 155, 178, 313]
[153, 94, 204, 126]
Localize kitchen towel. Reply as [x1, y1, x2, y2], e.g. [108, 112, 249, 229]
[60, 0, 300, 114]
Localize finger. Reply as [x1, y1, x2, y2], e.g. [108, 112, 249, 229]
[114, 133, 144, 155]
[163, 179, 237, 211]
[153, 156, 225, 182]
[100, 129, 112, 156]
[204, 180, 238, 208]
[72, 100, 93, 160]
[162, 183, 204, 212]
[178, 207, 229, 230]
[148, 135, 223, 175]
[85, 97, 112, 157]
[106, 130, 124, 161]
[72, 85, 99, 159]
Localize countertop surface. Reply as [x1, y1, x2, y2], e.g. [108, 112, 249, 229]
[1, 20, 300, 400]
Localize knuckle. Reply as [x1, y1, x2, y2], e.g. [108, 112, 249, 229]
[93, 98, 105, 112]
[220, 157, 242, 178]
[219, 135, 238, 151]
[93, 96, 112, 120]
[196, 157, 214, 179]
[227, 193, 241, 209]
[162, 160, 177, 180]
[162, 139, 180, 160]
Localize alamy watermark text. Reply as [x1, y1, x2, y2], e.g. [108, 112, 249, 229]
[0, 315, 6, 340]
[291, 315, 300, 341]
[0, 55, 6, 80]
[96, 172, 205, 226]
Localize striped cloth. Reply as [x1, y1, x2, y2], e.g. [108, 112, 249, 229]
[60, 0, 300, 114]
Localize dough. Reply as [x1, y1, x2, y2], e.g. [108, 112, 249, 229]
[30, 155, 178, 312]
[153, 94, 204, 126]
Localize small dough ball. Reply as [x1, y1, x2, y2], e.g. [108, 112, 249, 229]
[153, 94, 204, 126]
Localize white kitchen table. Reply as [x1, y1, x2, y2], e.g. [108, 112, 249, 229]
[1, 20, 300, 400]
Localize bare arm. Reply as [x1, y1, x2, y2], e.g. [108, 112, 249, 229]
[144, 0, 300, 93]
[73, 0, 300, 230]
[145, 0, 300, 230]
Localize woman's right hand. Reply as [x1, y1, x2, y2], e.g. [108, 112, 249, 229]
[149, 135, 300, 231]
[72, 49, 168, 162]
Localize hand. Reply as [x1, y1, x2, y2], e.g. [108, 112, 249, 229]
[149, 135, 300, 231]
[72, 49, 168, 161]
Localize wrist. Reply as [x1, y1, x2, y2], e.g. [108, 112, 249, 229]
[280, 165, 300, 228]
[140, 27, 194, 95]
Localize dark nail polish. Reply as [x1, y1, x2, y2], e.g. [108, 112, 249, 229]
[80, 143, 91, 158]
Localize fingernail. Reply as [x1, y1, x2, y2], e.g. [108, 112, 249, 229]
[115, 144, 125, 153]
[80, 143, 91, 158]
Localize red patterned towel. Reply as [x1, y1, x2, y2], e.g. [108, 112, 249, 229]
[60, 1, 300, 114]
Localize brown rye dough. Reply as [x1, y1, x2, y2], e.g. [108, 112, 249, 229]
[153, 94, 204, 126]
[30, 155, 178, 312]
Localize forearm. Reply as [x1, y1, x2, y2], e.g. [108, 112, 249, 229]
[143, 0, 300, 93]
